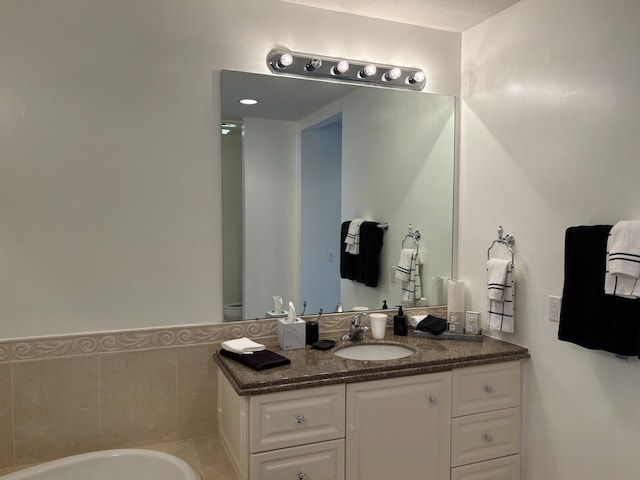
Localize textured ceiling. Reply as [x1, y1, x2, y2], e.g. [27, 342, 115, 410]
[278, 0, 520, 33]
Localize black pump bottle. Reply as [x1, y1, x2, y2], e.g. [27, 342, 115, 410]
[393, 306, 408, 336]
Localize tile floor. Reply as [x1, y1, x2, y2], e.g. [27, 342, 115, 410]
[0, 434, 238, 480]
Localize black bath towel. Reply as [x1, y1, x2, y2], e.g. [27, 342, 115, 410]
[218, 348, 291, 370]
[558, 225, 640, 356]
[340, 220, 384, 287]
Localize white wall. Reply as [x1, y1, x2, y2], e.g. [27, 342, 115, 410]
[340, 87, 455, 309]
[221, 130, 243, 306]
[0, 0, 460, 338]
[460, 0, 640, 478]
[243, 118, 299, 319]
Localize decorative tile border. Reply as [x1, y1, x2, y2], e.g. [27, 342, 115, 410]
[0, 307, 446, 363]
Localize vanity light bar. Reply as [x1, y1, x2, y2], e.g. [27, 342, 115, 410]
[266, 48, 427, 91]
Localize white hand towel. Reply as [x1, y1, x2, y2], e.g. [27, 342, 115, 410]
[344, 218, 365, 255]
[487, 258, 511, 301]
[605, 221, 640, 298]
[395, 248, 416, 281]
[488, 264, 515, 333]
[401, 250, 422, 305]
[608, 221, 640, 277]
[221, 337, 266, 355]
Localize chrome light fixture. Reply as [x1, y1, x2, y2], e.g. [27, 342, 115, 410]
[266, 48, 427, 91]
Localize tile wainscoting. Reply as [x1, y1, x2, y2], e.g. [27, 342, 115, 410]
[0, 307, 444, 469]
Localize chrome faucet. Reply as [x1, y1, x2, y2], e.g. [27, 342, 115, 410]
[341, 313, 369, 341]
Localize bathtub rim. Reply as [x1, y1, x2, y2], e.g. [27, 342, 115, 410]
[0, 449, 201, 480]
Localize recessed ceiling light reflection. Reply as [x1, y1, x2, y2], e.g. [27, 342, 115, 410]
[239, 98, 258, 105]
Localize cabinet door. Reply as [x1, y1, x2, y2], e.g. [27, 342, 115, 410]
[249, 384, 345, 453]
[250, 439, 345, 480]
[346, 372, 452, 480]
[451, 454, 520, 480]
[451, 407, 520, 467]
[452, 361, 521, 417]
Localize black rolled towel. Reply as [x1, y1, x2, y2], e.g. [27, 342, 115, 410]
[219, 348, 291, 370]
[416, 315, 448, 335]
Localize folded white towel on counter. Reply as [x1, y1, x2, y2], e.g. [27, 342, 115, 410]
[221, 337, 266, 355]
[487, 258, 511, 301]
[488, 264, 515, 333]
[344, 218, 365, 255]
[396, 248, 416, 281]
[409, 315, 427, 329]
[605, 221, 640, 298]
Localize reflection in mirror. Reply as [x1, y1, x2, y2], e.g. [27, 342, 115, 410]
[221, 70, 455, 321]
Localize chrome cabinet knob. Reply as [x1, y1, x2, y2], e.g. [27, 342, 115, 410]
[429, 396, 438, 404]
[484, 385, 493, 394]
[298, 473, 308, 480]
[484, 433, 493, 442]
[296, 415, 305, 424]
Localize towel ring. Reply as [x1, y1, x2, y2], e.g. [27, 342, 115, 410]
[487, 225, 515, 266]
[402, 224, 421, 255]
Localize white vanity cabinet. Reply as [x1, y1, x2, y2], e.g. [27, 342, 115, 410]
[218, 374, 345, 480]
[450, 361, 522, 480]
[345, 372, 452, 480]
[218, 359, 524, 480]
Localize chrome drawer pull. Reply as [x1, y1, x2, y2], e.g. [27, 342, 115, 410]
[296, 415, 305, 424]
[484, 385, 493, 394]
[298, 473, 308, 480]
[484, 433, 493, 442]
[429, 396, 438, 404]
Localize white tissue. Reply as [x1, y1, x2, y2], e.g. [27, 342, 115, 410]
[273, 295, 283, 314]
[286, 301, 296, 324]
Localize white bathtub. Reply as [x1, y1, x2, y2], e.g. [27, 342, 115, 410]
[0, 449, 201, 480]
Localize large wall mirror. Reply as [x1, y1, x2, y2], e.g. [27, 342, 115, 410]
[221, 70, 455, 321]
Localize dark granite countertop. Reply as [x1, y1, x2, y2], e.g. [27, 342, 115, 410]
[214, 331, 530, 396]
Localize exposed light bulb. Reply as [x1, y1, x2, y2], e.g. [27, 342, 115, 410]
[408, 70, 426, 84]
[333, 60, 350, 74]
[275, 53, 293, 70]
[360, 64, 377, 78]
[306, 58, 322, 71]
[385, 67, 402, 81]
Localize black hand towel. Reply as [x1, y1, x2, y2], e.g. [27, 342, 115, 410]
[416, 315, 448, 335]
[355, 221, 384, 287]
[340, 220, 384, 287]
[340, 221, 358, 281]
[558, 225, 640, 356]
[219, 348, 291, 370]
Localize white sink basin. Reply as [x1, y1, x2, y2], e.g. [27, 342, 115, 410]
[334, 343, 414, 361]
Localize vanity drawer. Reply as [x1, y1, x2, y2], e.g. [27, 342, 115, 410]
[249, 384, 345, 453]
[451, 407, 520, 467]
[451, 454, 520, 480]
[250, 439, 345, 480]
[452, 361, 521, 417]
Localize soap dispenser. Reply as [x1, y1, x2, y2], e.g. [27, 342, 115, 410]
[393, 306, 408, 336]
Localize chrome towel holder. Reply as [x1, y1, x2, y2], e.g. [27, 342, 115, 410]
[487, 225, 515, 266]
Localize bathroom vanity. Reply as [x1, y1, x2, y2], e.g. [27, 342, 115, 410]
[216, 335, 528, 480]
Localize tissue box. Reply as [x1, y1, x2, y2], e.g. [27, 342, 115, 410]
[278, 318, 306, 350]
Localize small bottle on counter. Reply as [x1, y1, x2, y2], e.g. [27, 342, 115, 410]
[306, 320, 319, 345]
[393, 306, 408, 336]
